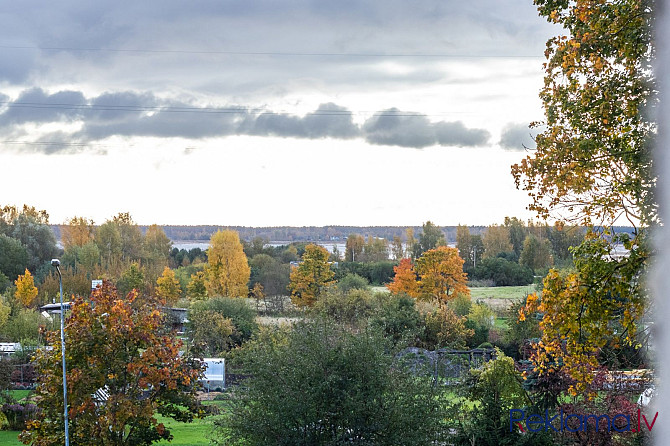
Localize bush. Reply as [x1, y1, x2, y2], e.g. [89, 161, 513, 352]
[336, 273, 369, 293]
[311, 288, 378, 327]
[369, 295, 423, 348]
[1, 403, 38, 430]
[189, 297, 258, 347]
[333, 261, 396, 285]
[471, 258, 534, 286]
[216, 321, 449, 445]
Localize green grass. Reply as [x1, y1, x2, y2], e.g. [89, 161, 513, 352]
[0, 430, 22, 445]
[469, 285, 536, 301]
[8, 390, 32, 402]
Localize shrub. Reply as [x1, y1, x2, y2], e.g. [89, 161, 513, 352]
[216, 321, 449, 445]
[1, 403, 38, 430]
[471, 258, 533, 286]
[336, 273, 369, 293]
[189, 297, 258, 347]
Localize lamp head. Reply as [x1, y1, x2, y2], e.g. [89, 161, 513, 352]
[51, 259, 60, 267]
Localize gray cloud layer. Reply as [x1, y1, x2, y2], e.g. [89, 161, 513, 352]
[499, 122, 540, 150]
[0, 89, 493, 151]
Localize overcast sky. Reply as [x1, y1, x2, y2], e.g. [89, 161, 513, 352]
[0, 1, 557, 227]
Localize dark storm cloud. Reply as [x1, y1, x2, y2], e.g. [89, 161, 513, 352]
[499, 122, 540, 150]
[363, 109, 490, 148]
[238, 103, 360, 139]
[0, 89, 492, 152]
[0, 88, 86, 126]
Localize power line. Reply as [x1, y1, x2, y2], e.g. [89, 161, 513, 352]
[0, 44, 544, 59]
[0, 101, 476, 117]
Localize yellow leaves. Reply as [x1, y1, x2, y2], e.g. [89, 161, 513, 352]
[15, 269, 38, 307]
[288, 244, 334, 307]
[156, 266, 182, 305]
[415, 246, 469, 303]
[205, 230, 250, 298]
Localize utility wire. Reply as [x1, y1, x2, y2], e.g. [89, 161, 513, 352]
[0, 44, 543, 59]
[0, 101, 475, 117]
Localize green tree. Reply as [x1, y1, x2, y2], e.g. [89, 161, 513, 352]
[0, 234, 29, 281]
[363, 236, 388, 262]
[217, 321, 448, 445]
[414, 221, 446, 257]
[117, 262, 145, 296]
[78, 241, 101, 272]
[204, 230, 250, 298]
[22, 282, 204, 446]
[519, 234, 553, 271]
[288, 244, 335, 307]
[143, 225, 172, 279]
[456, 225, 472, 268]
[11, 212, 58, 272]
[482, 225, 512, 259]
[96, 221, 122, 269]
[113, 212, 144, 263]
[451, 351, 534, 446]
[504, 216, 527, 257]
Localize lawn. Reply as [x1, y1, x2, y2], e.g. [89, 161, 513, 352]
[0, 401, 226, 446]
[469, 285, 537, 301]
[0, 430, 22, 445]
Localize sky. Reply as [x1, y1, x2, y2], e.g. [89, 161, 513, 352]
[0, 0, 559, 227]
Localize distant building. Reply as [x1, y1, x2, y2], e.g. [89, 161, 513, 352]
[0, 343, 21, 358]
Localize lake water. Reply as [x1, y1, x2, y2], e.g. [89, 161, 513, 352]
[173, 241, 347, 256]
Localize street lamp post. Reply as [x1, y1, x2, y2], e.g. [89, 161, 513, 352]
[51, 259, 70, 446]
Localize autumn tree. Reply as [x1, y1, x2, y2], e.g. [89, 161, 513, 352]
[15, 269, 39, 308]
[415, 247, 469, 303]
[22, 281, 204, 446]
[156, 267, 182, 305]
[61, 216, 94, 251]
[482, 225, 512, 259]
[186, 271, 208, 301]
[205, 230, 250, 298]
[344, 234, 365, 262]
[513, 0, 655, 394]
[520, 232, 647, 395]
[143, 225, 172, 279]
[512, 0, 655, 226]
[288, 244, 334, 307]
[386, 258, 419, 298]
